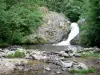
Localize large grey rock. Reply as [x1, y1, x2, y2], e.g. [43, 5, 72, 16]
[60, 61, 73, 68]
[59, 51, 69, 57]
[37, 12, 69, 43]
[26, 8, 70, 44]
[71, 62, 88, 71]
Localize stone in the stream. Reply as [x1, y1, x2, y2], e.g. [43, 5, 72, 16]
[4, 49, 9, 53]
[71, 62, 88, 70]
[0, 52, 7, 58]
[32, 54, 48, 60]
[78, 63, 88, 70]
[0, 48, 4, 52]
[56, 71, 61, 74]
[60, 61, 73, 68]
[59, 51, 69, 57]
[25, 50, 49, 60]
[44, 67, 51, 71]
[74, 53, 81, 57]
[25, 54, 32, 59]
[8, 45, 23, 51]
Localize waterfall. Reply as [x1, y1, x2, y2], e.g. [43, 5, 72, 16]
[53, 22, 79, 46]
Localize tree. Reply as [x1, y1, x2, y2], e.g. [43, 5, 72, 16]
[80, 0, 100, 47]
[41, 0, 84, 22]
[0, 0, 9, 43]
[0, 0, 43, 45]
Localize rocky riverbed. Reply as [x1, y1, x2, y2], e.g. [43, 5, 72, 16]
[0, 45, 100, 75]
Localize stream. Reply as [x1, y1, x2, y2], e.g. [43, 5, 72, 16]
[1, 45, 100, 75]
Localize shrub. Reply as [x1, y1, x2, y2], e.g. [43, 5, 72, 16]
[7, 49, 25, 58]
[69, 68, 96, 74]
[8, 53, 15, 58]
[14, 50, 25, 58]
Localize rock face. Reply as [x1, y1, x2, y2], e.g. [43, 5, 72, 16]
[27, 7, 70, 44]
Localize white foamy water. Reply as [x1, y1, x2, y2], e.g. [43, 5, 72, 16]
[54, 22, 79, 46]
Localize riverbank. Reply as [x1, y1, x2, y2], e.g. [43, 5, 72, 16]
[0, 45, 100, 75]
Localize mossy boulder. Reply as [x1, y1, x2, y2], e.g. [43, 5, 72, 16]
[25, 7, 70, 44]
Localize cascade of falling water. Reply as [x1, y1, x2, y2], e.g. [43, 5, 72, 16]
[53, 22, 79, 46]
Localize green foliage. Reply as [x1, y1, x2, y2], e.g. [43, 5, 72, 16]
[14, 50, 25, 58]
[80, 0, 100, 47]
[0, 43, 9, 48]
[7, 50, 25, 58]
[0, 0, 100, 46]
[69, 68, 96, 74]
[41, 0, 83, 22]
[0, 0, 43, 45]
[81, 52, 100, 58]
[7, 53, 15, 58]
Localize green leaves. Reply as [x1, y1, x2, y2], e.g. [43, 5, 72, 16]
[41, 0, 83, 22]
[0, 0, 43, 45]
[80, 0, 100, 47]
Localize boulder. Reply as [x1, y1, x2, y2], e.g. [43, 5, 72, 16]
[71, 62, 88, 71]
[26, 7, 70, 44]
[59, 51, 69, 57]
[60, 61, 73, 68]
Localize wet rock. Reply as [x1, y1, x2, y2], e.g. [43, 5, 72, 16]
[0, 48, 4, 52]
[96, 58, 100, 64]
[61, 67, 67, 71]
[78, 63, 88, 70]
[4, 48, 9, 53]
[71, 62, 88, 70]
[0, 52, 7, 58]
[44, 67, 51, 71]
[74, 53, 81, 57]
[60, 61, 73, 68]
[59, 51, 69, 57]
[94, 49, 100, 53]
[32, 54, 48, 60]
[56, 71, 61, 74]
[7, 45, 22, 51]
[25, 54, 31, 59]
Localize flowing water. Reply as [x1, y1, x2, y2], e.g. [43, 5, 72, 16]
[54, 22, 79, 46]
